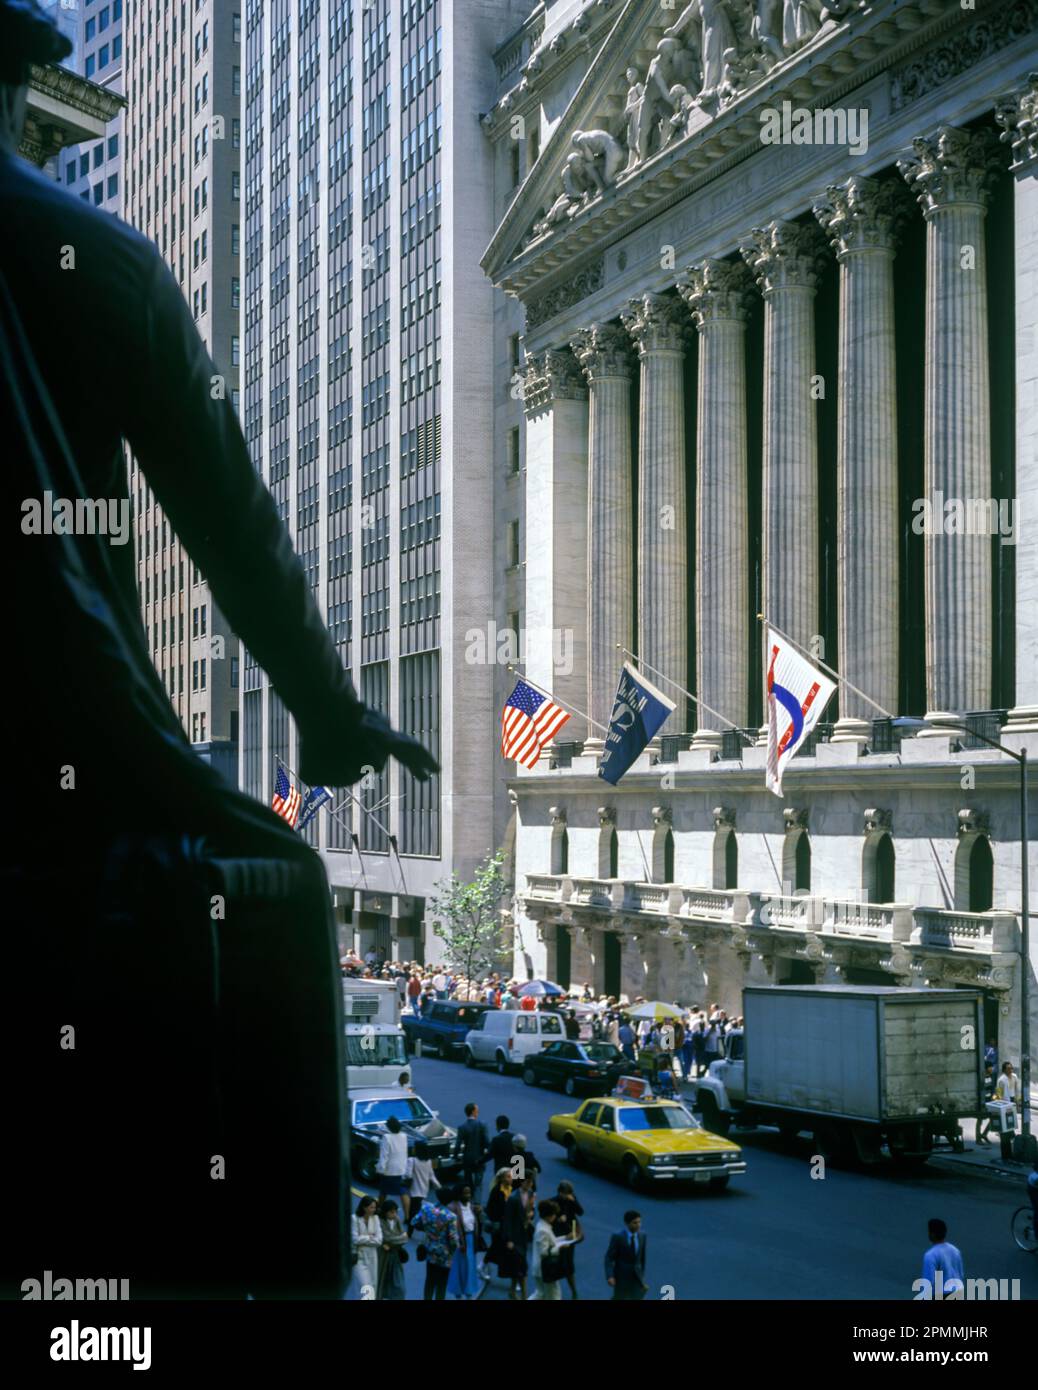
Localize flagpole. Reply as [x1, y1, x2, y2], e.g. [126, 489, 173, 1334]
[504, 664, 611, 737]
[276, 753, 396, 844]
[615, 645, 754, 745]
[756, 614, 893, 720]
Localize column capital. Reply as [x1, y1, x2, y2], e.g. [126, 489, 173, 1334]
[619, 291, 688, 355]
[522, 346, 587, 415]
[813, 175, 913, 258]
[740, 220, 828, 295]
[995, 71, 1038, 173]
[896, 125, 1005, 215]
[570, 322, 633, 381]
[678, 258, 755, 328]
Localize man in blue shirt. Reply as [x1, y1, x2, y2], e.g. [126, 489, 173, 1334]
[920, 1218, 965, 1299]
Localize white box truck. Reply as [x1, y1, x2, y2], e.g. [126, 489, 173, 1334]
[693, 986, 984, 1167]
[342, 978, 411, 1090]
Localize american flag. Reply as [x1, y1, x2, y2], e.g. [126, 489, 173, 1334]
[501, 678, 570, 769]
[272, 765, 302, 827]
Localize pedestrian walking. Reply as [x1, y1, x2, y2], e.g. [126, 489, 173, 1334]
[605, 1210, 648, 1301]
[350, 1195, 382, 1300]
[554, 1180, 584, 1299]
[432, 969, 448, 1000]
[529, 1199, 563, 1301]
[511, 1133, 542, 1187]
[454, 1101, 490, 1202]
[500, 1173, 536, 1300]
[406, 972, 423, 1015]
[446, 1184, 484, 1299]
[406, 1140, 440, 1211]
[411, 1193, 461, 1301]
[918, 1218, 964, 1299]
[618, 1017, 637, 1063]
[484, 1168, 513, 1282]
[375, 1113, 409, 1215]
[376, 1199, 409, 1301]
[488, 1115, 515, 1174]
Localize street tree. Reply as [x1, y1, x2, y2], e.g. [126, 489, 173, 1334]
[429, 849, 508, 993]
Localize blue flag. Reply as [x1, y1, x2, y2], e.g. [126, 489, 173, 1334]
[598, 662, 676, 786]
[297, 784, 333, 831]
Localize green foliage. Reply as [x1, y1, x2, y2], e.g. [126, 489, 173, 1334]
[429, 849, 508, 984]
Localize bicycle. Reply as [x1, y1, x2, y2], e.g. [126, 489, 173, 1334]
[1011, 1206, 1038, 1253]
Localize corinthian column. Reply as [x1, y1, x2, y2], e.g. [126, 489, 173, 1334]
[898, 126, 1004, 722]
[571, 324, 634, 745]
[996, 78, 1038, 735]
[679, 260, 755, 749]
[814, 177, 912, 742]
[522, 348, 589, 737]
[620, 293, 689, 722]
[741, 221, 828, 718]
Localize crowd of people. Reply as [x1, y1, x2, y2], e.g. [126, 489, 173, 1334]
[350, 1104, 655, 1300]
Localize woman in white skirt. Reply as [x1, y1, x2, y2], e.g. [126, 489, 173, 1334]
[529, 1199, 562, 1301]
[350, 1195, 382, 1300]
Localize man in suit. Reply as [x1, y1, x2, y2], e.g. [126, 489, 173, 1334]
[488, 1115, 515, 1174]
[605, 1211, 649, 1300]
[454, 1102, 490, 1202]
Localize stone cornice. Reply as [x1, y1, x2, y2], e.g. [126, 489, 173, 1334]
[29, 62, 126, 121]
[483, 0, 1015, 302]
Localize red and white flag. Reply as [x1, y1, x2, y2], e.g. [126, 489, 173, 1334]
[501, 678, 570, 769]
[765, 629, 836, 797]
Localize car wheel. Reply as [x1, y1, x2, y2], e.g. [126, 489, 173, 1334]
[464, 1048, 476, 1069]
[709, 1175, 730, 1192]
[564, 1136, 583, 1169]
[356, 1153, 377, 1185]
[564, 1076, 577, 1098]
[495, 1052, 509, 1076]
[435, 1037, 448, 1061]
[522, 1067, 537, 1087]
[698, 1093, 731, 1138]
[623, 1156, 642, 1191]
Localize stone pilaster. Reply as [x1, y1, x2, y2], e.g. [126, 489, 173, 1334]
[521, 348, 589, 738]
[897, 126, 1005, 723]
[571, 324, 634, 745]
[814, 177, 911, 742]
[996, 76, 1038, 737]
[620, 293, 689, 728]
[679, 259, 755, 748]
[741, 221, 828, 728]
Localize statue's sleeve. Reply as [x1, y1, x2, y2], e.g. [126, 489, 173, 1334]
[122, 252, 392, 786]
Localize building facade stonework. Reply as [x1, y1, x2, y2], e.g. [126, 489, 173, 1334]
[483, 0, 1038, 1061]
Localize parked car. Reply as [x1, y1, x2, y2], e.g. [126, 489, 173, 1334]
[463, 1008, 565, 1074]
[401, 1000, 497, 1060]
[522, 1040, 627, 1096]
[547, 1096, 746, 1191]
[348, 1087, 460, 1184]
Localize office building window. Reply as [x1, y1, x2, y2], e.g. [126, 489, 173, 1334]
[231, 656, 239, 689]
[192, 660, 199, 691]
[231, 224, 239, 255]
[232, 171, 240, 200]
[98, 43, 109, 68]
[231, 335, 240, 366]
[231, 276, 240, 307]
[232, 67, 240, 97]
[508, 426, 520, 474]
[93, 143, 103, 168]
[107, 173, 118, 199]
[107, 133, 118, 159]
[233, 12, 241, 43]
[200, 659, 207, 690]
[232, 118, 240, 149]
[93, 183, 103, 205]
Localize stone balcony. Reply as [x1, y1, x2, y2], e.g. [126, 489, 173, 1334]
[520, 874, 1019, 959]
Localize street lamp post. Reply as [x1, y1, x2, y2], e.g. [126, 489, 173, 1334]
[892, 716, 1032, 1156]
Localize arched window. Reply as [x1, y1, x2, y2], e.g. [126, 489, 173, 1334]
[795, 833, 811, 892]
[663, 829, 674, 884]
[863, 832, 895, 903]
[608, 827, 619, 879]
[550, 824, 568, 876]
[651, 820, 674, 883]
[968, 836, 994, 912]
[725, 832, 738, 890]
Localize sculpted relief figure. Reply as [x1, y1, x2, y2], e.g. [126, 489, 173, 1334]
[783, 0, 825, 49]
[623, 66, 647, 169]
[571, 128, 626, 192]
[752, 0, 785, 63]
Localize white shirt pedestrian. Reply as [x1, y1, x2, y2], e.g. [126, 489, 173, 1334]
[376, 1129, 409, 1178]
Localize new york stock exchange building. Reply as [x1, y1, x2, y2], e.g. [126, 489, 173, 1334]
[480, 0, 1038, 1061]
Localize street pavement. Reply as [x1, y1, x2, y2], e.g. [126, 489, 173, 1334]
[351, 1053, 1038, 1302]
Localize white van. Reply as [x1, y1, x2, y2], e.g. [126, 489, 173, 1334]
[463, 1009, 565, 1074]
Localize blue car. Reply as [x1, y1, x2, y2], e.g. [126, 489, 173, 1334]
[402, 999, 497, 1059]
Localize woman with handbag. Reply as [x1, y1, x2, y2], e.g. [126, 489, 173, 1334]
[376, 1199, 409, 1301]
[350, 1196, 383, 1300]
[553, 1180, 585, 1299]
[446, 1185, 484, 1299]
[529, 1199, 563, 1301]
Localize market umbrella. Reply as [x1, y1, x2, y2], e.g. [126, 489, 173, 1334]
[516, 979, 564, 997]
[626, 1000, 684, 1021]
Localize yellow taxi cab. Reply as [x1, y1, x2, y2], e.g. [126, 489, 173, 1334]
[547, 1093, 746, 1191]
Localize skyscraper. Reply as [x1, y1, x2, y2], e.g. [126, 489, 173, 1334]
[244, 0, 526, 960]
[124, 0, 242, 778]
[50, 0, 125, 213]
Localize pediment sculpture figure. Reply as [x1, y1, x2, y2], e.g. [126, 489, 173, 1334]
[571, 127, 626, 193]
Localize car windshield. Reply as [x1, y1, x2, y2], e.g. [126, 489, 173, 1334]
[583, 1043, 621, 1061]
[353, 1097, 434, 1126]
[343, 1034, 408, 1066]
[616, 1106, 699, 1132]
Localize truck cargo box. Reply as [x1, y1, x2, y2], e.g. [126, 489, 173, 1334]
[743, 986, 983, 1123]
